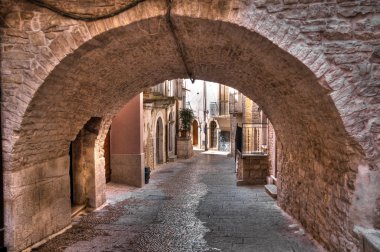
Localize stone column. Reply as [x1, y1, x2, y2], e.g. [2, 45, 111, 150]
[111, 93, 144, 187]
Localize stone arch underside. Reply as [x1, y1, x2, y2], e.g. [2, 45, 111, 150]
[1, 1, 379, 251]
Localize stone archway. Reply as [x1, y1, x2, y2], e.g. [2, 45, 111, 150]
[69, 116, 106, 210]
[1, 1, 379, 251]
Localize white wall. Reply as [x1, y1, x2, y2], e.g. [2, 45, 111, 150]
[185, 80, 220, 148]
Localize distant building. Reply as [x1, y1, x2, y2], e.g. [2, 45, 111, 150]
[186, 80, 278, 184]
[143, 79, 185, 169]
[186, 80, 231, 151]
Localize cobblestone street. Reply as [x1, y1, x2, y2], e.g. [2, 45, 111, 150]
[36, 152, 322, 252]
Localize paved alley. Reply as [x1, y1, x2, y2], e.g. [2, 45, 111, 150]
[35, 153, 322, 252]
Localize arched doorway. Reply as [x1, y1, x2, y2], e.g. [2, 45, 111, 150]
[168, 112, 174, 154]
[210, 121, 217, 149]
[156, 117, 164, 165]
[192, 120, 198, 146]
[2, 1, 375, 251]
[68, 117, 104, 211]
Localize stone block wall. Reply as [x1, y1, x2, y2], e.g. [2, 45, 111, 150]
[177, 137, 193, 159]
[243, 97, 260, 123]
[4, 156, 71, 250]
[267, 122, 277, 179]
[111, 153, 144, 188]
[143, 104, 155, 169]
[1, 0, 379, 251]
[236, 153, 269, 185]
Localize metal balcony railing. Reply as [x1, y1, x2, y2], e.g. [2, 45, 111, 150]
[236, 123, 268, 156]
[147, 80, 183, 99]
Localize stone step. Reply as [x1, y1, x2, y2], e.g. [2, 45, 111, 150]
[355, 227, 380, 252]
[265, 184, 277, 199]
[236, 180, 246, 186]
[71, 204, 86, 218]
[168, 155, 177, 162]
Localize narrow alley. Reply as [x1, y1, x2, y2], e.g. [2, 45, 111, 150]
[35, 152, 321, 252]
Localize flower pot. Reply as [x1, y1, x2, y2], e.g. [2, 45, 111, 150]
[180, 130, 189, 138]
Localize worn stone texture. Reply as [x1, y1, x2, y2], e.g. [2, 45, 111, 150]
[70, 117, 106, 209]
[236, 153, 269, 185]
[177, 138, 193, 159]
[110, 153, 144, 188]
[34, 153, 322, 252]
[267, 122, 277, 178]
[3, 156, 71, 250]
[1, 0, 379, 251]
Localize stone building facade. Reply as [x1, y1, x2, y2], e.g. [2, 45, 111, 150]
[186, 80, 232, 152]
[143, 80, 184, 170]
[1, 0, 379, 251]
[231, 92, 277, 185]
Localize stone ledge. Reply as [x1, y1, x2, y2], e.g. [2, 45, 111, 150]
[265, 184, 277, 199]
[236, 180, 245, 186]
[355, 226, 380, 252]
[23, 224, 72, 251]
[168, 155, 177, 162]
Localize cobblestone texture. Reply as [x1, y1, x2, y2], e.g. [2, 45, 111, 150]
[197, 153, 321, 252]
[35, 152, 322, 252]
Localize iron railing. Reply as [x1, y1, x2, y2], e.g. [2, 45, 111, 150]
[236, 123, 268, 156]
[148, 80, 183, 99]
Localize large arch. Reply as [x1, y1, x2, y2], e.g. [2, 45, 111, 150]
[1, 0, 379, 251]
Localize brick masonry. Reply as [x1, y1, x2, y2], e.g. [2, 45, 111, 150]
[177, 137, 193, 159]
[1, 0, 379, 251]
[237, 153, 269, 185]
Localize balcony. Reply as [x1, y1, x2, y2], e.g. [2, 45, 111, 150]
[236, 123, 268, 156]
[144, 79, 184, 102]
[229, 92, 243, 114]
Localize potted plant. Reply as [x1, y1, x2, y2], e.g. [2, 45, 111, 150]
[179, 108, 194, 138]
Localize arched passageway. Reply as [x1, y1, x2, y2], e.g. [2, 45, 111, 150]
[1, 1, 379, 251]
